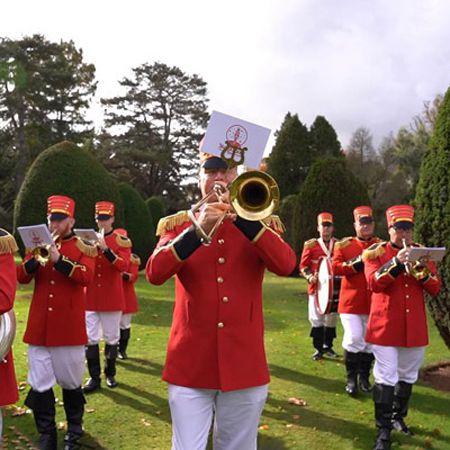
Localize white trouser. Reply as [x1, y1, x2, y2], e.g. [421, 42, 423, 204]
[120, 313, 133, 330]
[0, 409, 3, 445]
[86, 311, 121, 345]
[168, 383, 269, 450]
[308, 294, 337, 328]
[340, 313, 371, 353]
[27, 345, 85, 391]
[372, 345, 425, 386]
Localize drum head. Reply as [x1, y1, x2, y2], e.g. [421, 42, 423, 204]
[0, 309, 16, 361]
[316, 257, 334, 315]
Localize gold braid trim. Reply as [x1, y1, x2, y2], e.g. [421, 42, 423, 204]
[130, 253, 141, 266]
[362, 242, 387, 262]
[76, 238, 98, 257]
[0, 229, 18, 254]
[262, 215, 285, 234]
[156, 211, 190, 236]
[335, 237, 352, 250]
[304, 238, 317, 249]
[116, 234, 132, 248]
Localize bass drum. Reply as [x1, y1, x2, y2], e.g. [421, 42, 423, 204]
[0, 309, 16, 361]
[316, 257, 334, 314]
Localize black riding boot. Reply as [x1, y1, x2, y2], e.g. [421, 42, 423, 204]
[118, 328, 130, 360]
[105, 343, 118, 388]
[83, 344, 101, 393]
[392, 381, 414, 435]
[62, 387, 86, 450]
[310, 326, 325, 360]
[373, 383, 395, 450]
[359, 352, 374, 392]
[323, 327, 339, 357]
[25, 388, 57, 450]
[344, 350, 359, 396]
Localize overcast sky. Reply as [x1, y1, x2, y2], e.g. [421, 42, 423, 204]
[2, 0, 449, 152]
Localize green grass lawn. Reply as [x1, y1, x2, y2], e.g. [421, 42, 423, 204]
[2, 273, 450, 449]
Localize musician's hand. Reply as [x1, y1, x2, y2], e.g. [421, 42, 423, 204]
[49, 245, 61, 263]
[97, 236, 108, 251]
[309, 274, 318, 285]
[396, 247, 409, 264]
[197, 202, 232, 235]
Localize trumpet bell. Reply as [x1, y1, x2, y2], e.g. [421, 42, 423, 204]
[229, 170, 280, 221]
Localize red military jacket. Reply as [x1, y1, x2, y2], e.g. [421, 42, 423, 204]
[17, 234, 97, 346]
[146, 212, 296, 392]
[123, 253, 140, 314]
[85, 230, 131, 311]
[333, 236, 381, 314]
[363, 241, 441, 347]
[0, 229, 19, 406]
[299, 238, 336, 295]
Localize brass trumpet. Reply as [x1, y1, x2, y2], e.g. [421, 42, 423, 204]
[32, 230, 60, 266]
[189, 170, 280, 244]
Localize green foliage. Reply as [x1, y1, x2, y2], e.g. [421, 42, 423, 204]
[98, 62, 208, 210]
[309, 115, 342, 158]
[267, 113, 311, 197]
[14, 141, 123, 239]
[278, 194, 298, 251]
[146, 196, 166, 226]
[118, 182, 156, 267]
[414, 85, 450, 349]
[293, 157, 370, 254]
[0, 34, 97, 207]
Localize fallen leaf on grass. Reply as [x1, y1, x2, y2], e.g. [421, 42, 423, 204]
[141, 418, 152, 427]
[18, 381, 28, 391]
[286, 424, 293, 428]
[292, 415, 300, 420]
[11, 406, 31, 417]
[288, 397, 307, 406]
[57, 421, 67, 431]
[258, 424, 269, 430]
[86, 408, 96, 413]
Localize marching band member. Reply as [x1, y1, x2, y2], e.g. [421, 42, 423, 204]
[146, 149, 296, 450]
[83, 202, 131, 392]
[363, 205, 441, 450]
[0, 229, 19, 446]
[333, 206, 380, 396]
[17, 195, 97, 450]
[115, 228, 141, 360]
[299, 212, 339, 360]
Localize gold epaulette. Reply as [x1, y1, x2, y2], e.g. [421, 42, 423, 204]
[116, 233, 132, 248]
[362, 242, 387, 261]
[0, 228, 18, 255]
[304, 238, 317, 249]
[130, 253, 141, 266]
[335, 237, 353, 250]
[262, 215, 286, 234]
[156, 211, 190, 236]
[76, 237, 98, 257]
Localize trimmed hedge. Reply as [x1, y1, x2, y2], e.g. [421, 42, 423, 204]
[14, 141, 124, 240]
[146, 196, 166, 228]
[293, 157, 370, 255]
[118, 182, 156, 267]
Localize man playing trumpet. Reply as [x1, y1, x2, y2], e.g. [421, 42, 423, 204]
[146, 144, 296, 450]
[363, 204, 441, 450]
[17, 195, 97, 450]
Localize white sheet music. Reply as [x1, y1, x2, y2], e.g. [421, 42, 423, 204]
[17, 224, 53, 249]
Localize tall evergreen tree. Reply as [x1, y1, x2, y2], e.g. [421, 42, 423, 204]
[414, 85, 450, 349]
[293, 157, 370, 255]
[0, 35, 97, 199]
[99, 62, 209, 209]
[309, 115, 342, 158]
[267, 113, 311, 197]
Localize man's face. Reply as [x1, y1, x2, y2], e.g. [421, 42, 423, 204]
[388, 225, 414, 246]
[48, 216, 74, 236]
[354, 219, 375, 240]
[96, 217, 115, 232]
[317, 223, 334, 240]
[199, 167, 238, 201]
